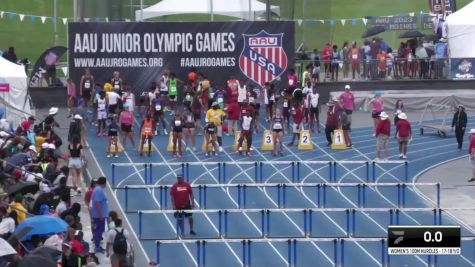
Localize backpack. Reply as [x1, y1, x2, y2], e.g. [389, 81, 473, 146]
[113, 229, 128, 255]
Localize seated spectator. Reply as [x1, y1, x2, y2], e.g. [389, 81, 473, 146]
[0, 206, 15, 239]
[60, 202, 82, 231]
[53, 176, 71, 206]
[8, 194, 27, 224]
[56, 193, 69, 215]
[2, 47, 17, 63]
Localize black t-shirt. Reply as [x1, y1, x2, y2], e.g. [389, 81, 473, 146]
[108, 122, 119, 136]
[44, 115, 55, 125]
[68, 144, 82, 158]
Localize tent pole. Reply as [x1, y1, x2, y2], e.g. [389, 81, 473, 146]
[266, 0, 270, 21]
[210, 0, 214, 21]
[53, 0, 58, 46]
[140, 0, 143, 21]
[248, 0, 252, 20]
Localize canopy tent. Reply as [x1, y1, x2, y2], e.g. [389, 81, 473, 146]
[0, 57, 34, 128]
[136, 0, 280, 21]
[446, 0, 475, 58]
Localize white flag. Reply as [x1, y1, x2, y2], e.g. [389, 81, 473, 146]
[40, 16, 46, 24]
[61, 67, 68, 76]
[0, 11, 4, 19]
[297, 19, 302, 26]
[319, 20, 324, 24]
[105, 17, 109, 22]
[362, 18, 368, 25]
[84, 18, 90, 22]
[409, 12, 415, 17]
[341, 19, 346, 26]
[19, 14, 24, 22]
[62, 18, 67, 25]
[125, 18, 131, 22]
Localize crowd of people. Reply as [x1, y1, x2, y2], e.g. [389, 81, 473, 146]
[304, 36, 448, 82]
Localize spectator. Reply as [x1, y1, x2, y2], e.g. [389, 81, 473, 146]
[376, 49, 387, 78]
[468, 129, 475, 182]
[67, 78, 77, 117]
[68, 135, 84, 193]
[60, 202, 82, 230]
[68, 114, 82, 143]
[386, 48, 394, 79]
[65, 215, 77, 242]
[0, 206, 15, 239]
[170, 175, 196, 235]
[53, 173, 70, 205]
[2, 47, 17, 63]
[322, 43, 333, 80]
[342, 41, 350, 80]
[396, 113, 412, 159]
[375, 111, 391, 161]
[106, 218, 131, 267]
[8, 193, 27, 224]
[350, 42, 361, 80]
[71, 230, 88, 258]
[91, 176, 108, 253]
[331, 45, 340, 81]
[287, 69, 297, 92]
[108, 210, 119, 230]
[362, 40, 371, 79]
[55, 193, 69, 215]
[452, 105, 468, 150]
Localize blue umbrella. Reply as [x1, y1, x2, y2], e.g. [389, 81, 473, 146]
[15, 215, 68, 241]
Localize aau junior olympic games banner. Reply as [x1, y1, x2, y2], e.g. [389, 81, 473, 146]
[68, 21, 294, 93]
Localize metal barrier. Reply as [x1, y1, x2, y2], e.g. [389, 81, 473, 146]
[110, 160, 409, 187]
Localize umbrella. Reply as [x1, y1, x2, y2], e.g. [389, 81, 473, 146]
[7, 226, 32, 246]
[6, 181, 39, 196]
[399, 30, 425, 38]
[29, 245, 62, 258]
[14, 215, 68, 241]
[362, 26, 385, 38]
[18, 254, 56, 267]
[0, 238, 17, 257]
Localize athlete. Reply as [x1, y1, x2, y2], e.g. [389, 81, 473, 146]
[139, 114, 155, 157]
[271, 109, 284, 156]
[307, 87, 321, 133]
[171, 112, 184, 158]
[237, 109, 253, 157]
[80, 68, 94, 108]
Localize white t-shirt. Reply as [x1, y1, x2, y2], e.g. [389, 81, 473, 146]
[0, 216, 15, 235]
[242, 116, 253, 131]
[106, 227, 131, 256]
[148, 92, 156, 105]
[302, 86, 312, 95]
[107, 91, 120, 105]
[238, 85, 247, 103]
[308, 93, 320, 108]
[55, 201, 68, 215]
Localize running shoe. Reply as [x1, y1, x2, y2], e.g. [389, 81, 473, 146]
[114, 154, 119, 158]
[177, 153, 182, 159]
[173, 153, 177, 159]
[106, 154, 111, 158]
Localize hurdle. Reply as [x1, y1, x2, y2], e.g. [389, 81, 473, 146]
[134, 207, 475, 240]
[119, 182, 440, 212]
[111, 160, 409, 186]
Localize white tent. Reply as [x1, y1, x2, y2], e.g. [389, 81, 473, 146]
[136, 0, 280, 21]
[446, 0, 475, 58]
[0, 57, 34, 128]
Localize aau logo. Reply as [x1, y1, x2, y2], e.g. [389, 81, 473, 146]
[239, 30, 288, 86]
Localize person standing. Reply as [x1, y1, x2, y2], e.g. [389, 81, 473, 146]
[341, 110, 352, 148]
[375, 112, 391, 161]
[106, 116, 120, 158]
[339, 85, 355, 125]
[331, 45, 340, 81]
[287, 69, 298, 93]
[237, 109, 253, 157]
[171, 112, 184, 158]
[151, 92, 167, 135]
[396, 113, 411, 159]
[350, 42, 361, 80]
[288, 103, 303, 147]
[80, 68, 95, 109]
[139, 114, 155, 157]
[325, 101, 340, 146]
[92, 177, 109, 253]
[307, 87, 321, 133]
[106, 218, 131, 267]
[97, 91, 108, 137]
[322, 43, 333, 81]
[226, 100, 240, 136]
[67, 78, 77, 117]
[452, 105, 467, 150]
[110, 71, 123, 94]
[68, 136, 84, 194]
[468, 129, 475, 182]
[182, 105, 197, 152]
[119, 104, 135, 149]
[367, 91, 384, 136]
[205, 102, 226, 152]
[170, 175, 196, 235]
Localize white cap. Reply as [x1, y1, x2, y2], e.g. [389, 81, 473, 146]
[345, 85, 351, 90]
[379, 111, 389, 120]
[28, 145, 37, 153]
[398, 113, 408, 120]
[49, 107, 59, 115]
[470, 129, 475, 134]
[48, 143, 56, 150]
[73, 114, 83, 120]
[0, 131, 8, 137]
[41, 143, 49, 149]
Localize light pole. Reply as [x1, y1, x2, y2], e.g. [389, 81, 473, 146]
[53, 0, 58, 45]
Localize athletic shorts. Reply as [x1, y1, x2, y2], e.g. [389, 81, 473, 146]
[292, 123, 302, 134]
[97, 110, 107, 120]
[273, 129, 283, 133]
[193, 112, 201, 121]
[372, 111, 381, 119]
[174, 205, 192, 218]
[344, 109, 353, 115]
[121, 124, 132, 133]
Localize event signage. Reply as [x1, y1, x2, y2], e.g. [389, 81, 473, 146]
[369, 16, 418, 30]
[68, 22, 294, 95]
[29, 46, 68, 86]
[428, 0, 457, 15]
[451, 58, 475, 80]
[422, 15, 434, 30]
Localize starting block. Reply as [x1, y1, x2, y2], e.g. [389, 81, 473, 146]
[260, 130, 274, 151]
[138, 135, 154, 152]
[297, 130, 313, 150]
[232, 131, 248, 151]
[202, 135, 216, 152]
[108, 137, 124, 153]
[331, 129, 348, 150]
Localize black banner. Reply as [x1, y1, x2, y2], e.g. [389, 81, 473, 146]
[29, 46, 68, 86]
[369, 16, 418, 30]
[68, 21, 295, 95]
[451, 58, 475, 80]
[422, 15, 434, 29]
[428, 0, 457, 15]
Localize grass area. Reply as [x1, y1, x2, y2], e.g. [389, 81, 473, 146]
[0, 0, 471, 64]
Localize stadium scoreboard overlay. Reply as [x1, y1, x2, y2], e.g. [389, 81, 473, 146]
[388, 226, 461, 255]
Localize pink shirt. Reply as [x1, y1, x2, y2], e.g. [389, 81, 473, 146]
[372, 98, 383, 112]
[287, 74, 297, 89]
[339, 92, 354, 111]
[67, 83, 76, 97]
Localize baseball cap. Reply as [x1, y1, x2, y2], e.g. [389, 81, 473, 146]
[344, 85, 350, 90]
[73, 114, 83, 120]
[28, 145, 37, 153]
